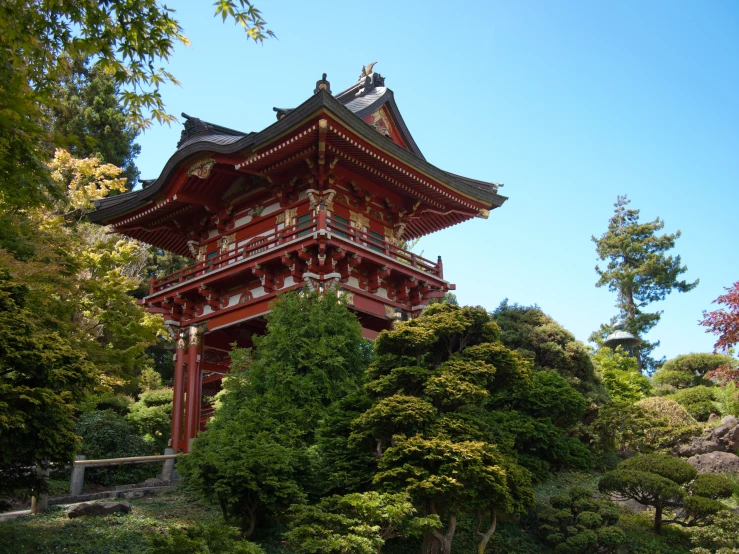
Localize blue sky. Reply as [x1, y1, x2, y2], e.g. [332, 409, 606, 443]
[135, 0, 739, 362]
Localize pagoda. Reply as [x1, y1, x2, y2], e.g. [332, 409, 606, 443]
[88, 64, 507, 451]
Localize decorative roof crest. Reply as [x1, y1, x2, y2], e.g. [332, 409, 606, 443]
[314, 72, 331, 94]
[356, 62, 385, 97]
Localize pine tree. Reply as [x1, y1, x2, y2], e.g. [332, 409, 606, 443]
[51, 60, 141, 187]
[591, 195, 698, 371]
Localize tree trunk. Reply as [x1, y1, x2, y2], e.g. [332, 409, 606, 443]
[423, 513, 456, 554]
[476, 510, 497, 554]
[654, 504, 662, 535]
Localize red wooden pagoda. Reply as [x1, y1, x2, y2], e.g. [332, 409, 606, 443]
[89, 65, 507, 452]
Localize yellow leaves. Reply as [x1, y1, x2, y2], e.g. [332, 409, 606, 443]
[48, 149, 127, 212]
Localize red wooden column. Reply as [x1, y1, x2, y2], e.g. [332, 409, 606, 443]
[170, 331, 187, 452]
[184, 324, 202, 452]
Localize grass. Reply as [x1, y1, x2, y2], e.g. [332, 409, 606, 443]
[0, 489, 222, 554]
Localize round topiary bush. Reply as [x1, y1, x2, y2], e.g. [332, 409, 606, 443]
[689, 474, 734, 500]
[636, 396, 696, 426]
[669, 386, 716, 421]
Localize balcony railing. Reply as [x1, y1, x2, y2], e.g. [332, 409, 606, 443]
[149, 212, 443, 295]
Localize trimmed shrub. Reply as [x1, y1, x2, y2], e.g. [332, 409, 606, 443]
[669, 386, 715, 421]
[75, 410, 155, 486]
[636, 397, 696, 426]
[127, 388, 173, 452]
[661, 353, 735, 378]
[689, 474, 734, 500]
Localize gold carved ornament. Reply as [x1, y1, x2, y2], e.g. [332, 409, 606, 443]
[276, 207, 298, 227]
[187, 157, 216, 180]
[349, 210, 370, 229]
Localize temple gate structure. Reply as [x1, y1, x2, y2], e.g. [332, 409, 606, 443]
[88, 65, 508, 452]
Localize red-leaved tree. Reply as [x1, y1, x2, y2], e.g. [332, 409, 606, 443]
[700, 282, 739, 385]
[701, 281, 739, 352]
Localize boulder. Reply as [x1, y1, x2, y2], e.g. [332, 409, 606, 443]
[686, 451, 739, 475]
[68, 501, 132, 519]
[674, 415, 739, 457]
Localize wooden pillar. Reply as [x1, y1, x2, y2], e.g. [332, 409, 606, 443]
[170, 332, 187, 452]
[184, 325, 202, 452]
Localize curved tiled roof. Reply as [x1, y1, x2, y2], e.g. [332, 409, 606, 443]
[91, 76, 506, 221]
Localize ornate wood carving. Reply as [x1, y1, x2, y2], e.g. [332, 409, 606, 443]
[350, 210, 369, 229]
[187, 157, 216, 179]
[276, 207, 297, 227]
[219, 233, 235, 253]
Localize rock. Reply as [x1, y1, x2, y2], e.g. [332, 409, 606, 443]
[687, 451, 739, 475]
[68, 501, 132, 519]
[675, 439, 725, 457]
[674, 415, 739, 457]
[708, 413, 720, 423]
[119, 491, 145, 499]
[611, 497, 649, 513]
[144, 478, 161, 486]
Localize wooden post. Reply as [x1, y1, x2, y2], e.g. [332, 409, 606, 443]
[171, 332, 187, 452]
[30, 465, 49, 514]
[318, 202, 326, 231]
[161, 448, 176, 481]
[184, 325, 202, 452]
[69, 455, 86, 497]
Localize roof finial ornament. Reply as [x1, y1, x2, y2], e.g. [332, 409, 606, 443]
[314, 73, 331, 94]
[360, 62, 377, 80]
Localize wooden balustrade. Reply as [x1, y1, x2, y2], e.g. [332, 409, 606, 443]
[150, 214, 442, 294]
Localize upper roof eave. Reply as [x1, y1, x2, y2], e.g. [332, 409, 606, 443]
[89, 90, 505, 223]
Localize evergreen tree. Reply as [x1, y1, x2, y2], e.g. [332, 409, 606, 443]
[591, 195, 698, 371]
[352, 303, 535, 554]
[179, 291, 371, 538]
[51, 60, 141, 186]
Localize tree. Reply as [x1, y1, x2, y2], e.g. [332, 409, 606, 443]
[352, 304, 535, 554]
[179, 291, 370, 538]
[0, 149, 167, 391]
[598, 454, 732, 534]
[537, 487, 625, 553]
[592, 196, 698, 371]
[0, 270, 95, 495]
[0, 0, 273, 209]
[285, 492, 439, 554]
[127, 388, 173, 452]
[50, 59, 141, 186]
[701, 281, 739, 354]
[492, 301, 607, 405]
[592, 346, 651, 403]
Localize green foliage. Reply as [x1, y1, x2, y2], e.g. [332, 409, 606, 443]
[0, 489, 225, 554]
[637, 396, 697, 426]
[689, 510, 739, 553]
[127, 388, 173, 453]
[285, 491, 439, 553]
[51, 60, 141, 186]
[492, 300, 607, 403]
[75, 410, 155, 486]
[591, 195, 698, 372]
[599, 454, 730, 534]
[712, 382, 739, 417]
[670, 386, 717, 422]
[663, 354, 735, 379]
[147, 522, 265, 554]
[0, 0, 273, 209]
[537, 487, 625, 553]
[179, 291, 370, 537]
[593, 346, 652, 402]
[0, 270, 95, 495]
[689, 475, 734, 500]
[355, 303, 537, 553]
